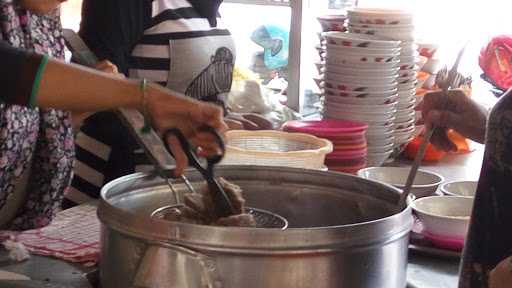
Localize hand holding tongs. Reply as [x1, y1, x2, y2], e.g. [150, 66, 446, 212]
[397, 44, 467, 211]
[164, 127, 237, 218]
[117, 108, 236, 218]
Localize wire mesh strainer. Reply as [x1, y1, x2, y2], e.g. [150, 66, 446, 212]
[151, 204, 288, 229]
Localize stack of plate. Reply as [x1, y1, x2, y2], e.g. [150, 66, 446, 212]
[317, 14, 348, 33]
[282, 120, 368, 173]
[346, 8, 418, 152]
[318, 31, 401, 167]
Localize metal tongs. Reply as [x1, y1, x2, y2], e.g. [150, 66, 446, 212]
[118, 109, 237, 218]
[397, 44, 467, 211]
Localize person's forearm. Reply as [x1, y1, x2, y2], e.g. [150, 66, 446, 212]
[20, 0, 66, 15]
[37, 58, 142, 111]
[38, 57, 200, 114]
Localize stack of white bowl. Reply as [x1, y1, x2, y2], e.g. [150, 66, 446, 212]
[346, 8, 418, 152]
[319, 32, 402, 167]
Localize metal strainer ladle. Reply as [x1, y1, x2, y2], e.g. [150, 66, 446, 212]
[151, 205, 288, 229]
[117, 109, 288, 229]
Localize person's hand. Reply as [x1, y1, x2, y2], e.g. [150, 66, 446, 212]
[421, 89, 488, 151]
[489, 256, 512, 288]
[94, 60, 124, 78]
[146, 85, 228, 176]
[20, 0, 67, 15]
[225, 113, 273, 130]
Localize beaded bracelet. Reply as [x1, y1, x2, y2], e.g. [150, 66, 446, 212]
[140, 78, 151, 134]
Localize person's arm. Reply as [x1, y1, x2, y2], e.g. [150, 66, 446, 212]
[20, 0, 66, 15]
[422, 89, 488, 151]
[0, 42, 227, 176]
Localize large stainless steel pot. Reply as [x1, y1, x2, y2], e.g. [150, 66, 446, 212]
[98, 166, 413, 288]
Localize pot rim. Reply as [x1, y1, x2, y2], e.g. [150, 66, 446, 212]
[98, 166, 413, 251]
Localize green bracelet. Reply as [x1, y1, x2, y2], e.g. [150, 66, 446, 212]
[29, 55, 49, 108]
[140, 79, 151, 134]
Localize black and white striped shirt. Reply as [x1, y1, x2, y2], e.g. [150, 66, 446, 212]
[63, 0, 235, 208]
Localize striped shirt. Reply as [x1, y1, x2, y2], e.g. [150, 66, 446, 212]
[63, 0, 235, 208]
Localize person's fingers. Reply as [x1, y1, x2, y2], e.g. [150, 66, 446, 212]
[165, 134, 188, 177]
[95, 60, 122, 76]
[225, 119, 244, 130]
[430, 128, 457, 152]
[425, 110, 462, 129]
[238, 118, 260, 130]
[241, 114, 273, 130]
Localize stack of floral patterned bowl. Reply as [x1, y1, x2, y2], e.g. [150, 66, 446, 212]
[317, 31, 401, 166]
[282, 119, 368, 173]
[346, 8, 418, 153]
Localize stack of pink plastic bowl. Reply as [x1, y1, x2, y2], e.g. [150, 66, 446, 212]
[282, 119, 368, 174]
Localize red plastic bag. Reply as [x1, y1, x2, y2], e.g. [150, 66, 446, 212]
[479, 35, 512, 91]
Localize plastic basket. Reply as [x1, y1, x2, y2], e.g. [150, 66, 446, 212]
[221, 130, 333, 169]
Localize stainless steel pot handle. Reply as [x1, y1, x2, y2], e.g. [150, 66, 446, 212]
[132, 241, 222, 288]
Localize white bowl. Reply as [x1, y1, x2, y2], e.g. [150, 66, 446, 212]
[367, 118, 395, 130]
[412, 196, 473, 240]
[317, 15, 347, 32]
[348, 22, 414, 30]
[416, 42, 439, 59]
[323, 87, 398, 98]
[324, 71, 398, 85]
[397, 75, 417, 85]
[324, 92, 398, 105]
[348, 26, 415, 42]
[394, 118, 415, 130]
[357, 167, 444, 198]
[367, 142, 394, 154]
[366, 150, 394, 167]
[367, 129, 394, 140]
[416, 55, 429, 70]
[397, 88, 416, 98]
[324, 108, 396, 122]
[397, 98, 416, 109]
[398, 67, 420, 78]
[323, 79, 398, 92]
[395, 112, 415, 123]
[347, 8, 414, 25]
[440, 181, 478, 197]
[323, 31, 401, 49]
[323, 65, 400, 77]
[398, 81, 417, 91]
[324, 101, 397, 114]
[325, 44, 401, 56]
[324, 52, 400, 66]
[422, 58, 442, 74]
[325, 105, 397, 118]
[368, 135, 395, 146]
[399, 61, 417, 70]
[394, 124, 415, 135]
[400, 44, 420, 56]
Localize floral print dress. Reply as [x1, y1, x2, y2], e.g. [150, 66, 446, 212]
[0, 1, 74, 230]
[459, 89, 512, 287]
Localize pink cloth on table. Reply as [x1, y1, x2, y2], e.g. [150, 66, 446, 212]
[0, 203, 101, 266]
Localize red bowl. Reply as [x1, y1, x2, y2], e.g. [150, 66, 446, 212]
[332, 143, 367, 151]
[328, 148, 367, 158]
[325, 156, 366, 168]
